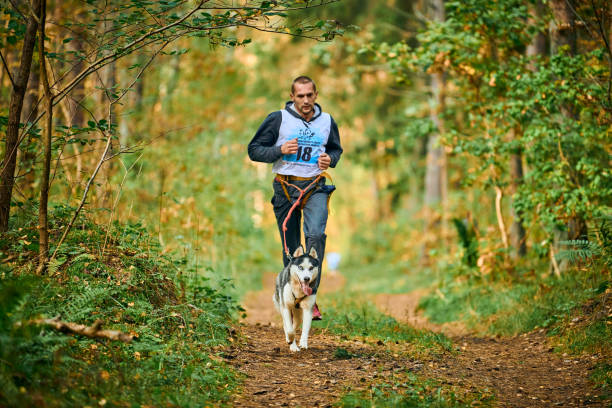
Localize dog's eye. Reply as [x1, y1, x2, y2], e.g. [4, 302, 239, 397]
[298, 265, 303, 270]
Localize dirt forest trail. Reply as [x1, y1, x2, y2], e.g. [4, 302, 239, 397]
[228, 270, 605, 407]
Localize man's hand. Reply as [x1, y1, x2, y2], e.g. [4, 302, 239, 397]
[281, 138, 299, 155]
[318, 153, 331, 170]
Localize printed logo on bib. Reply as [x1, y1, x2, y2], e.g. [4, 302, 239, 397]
[282, 126, 323, 165]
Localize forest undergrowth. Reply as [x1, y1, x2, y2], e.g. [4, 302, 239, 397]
[0, 206, 241, 407]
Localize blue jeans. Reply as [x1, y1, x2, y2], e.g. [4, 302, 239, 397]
[271, 177, 331, 293]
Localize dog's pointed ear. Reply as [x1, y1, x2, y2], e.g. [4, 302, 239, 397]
[293, 246, 304, 257]
[308, 247, 318, 260]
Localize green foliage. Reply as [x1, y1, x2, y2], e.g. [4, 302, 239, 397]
[556, 216, 612, 267]
[418, 263, 609, 337]
[452, 218, 478, 267]
[591, 363, 612, 402]
[0, 5, 27, 48]
[0, 210, 240, 407]
[371, 0, 611, 243]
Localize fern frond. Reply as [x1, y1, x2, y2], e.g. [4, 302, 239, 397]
[47, 257, 67, 275]
[71, 253, 96, 264]
[556, 239, 602, 264]
[64, 286, 114, 322]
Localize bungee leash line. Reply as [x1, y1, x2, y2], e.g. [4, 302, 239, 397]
[275, 174, 323, 259]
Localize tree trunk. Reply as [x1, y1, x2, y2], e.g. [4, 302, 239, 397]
[133, 55, 146, 111]
[549, 0, 576, 55]
[0, 0, 41, 231]
[549, 0, 587, 273]
[526, 0, 547, 66]
[60, 17, 87, 192]
[97, 14, 117, 210]
[424, 0, 446, 209]
[421, 0, 447, 262]
[99, 59, 116, 210]
[509, 146, 527, 257]
[37, 0, 52, 273]
[20, 57, 40, 193]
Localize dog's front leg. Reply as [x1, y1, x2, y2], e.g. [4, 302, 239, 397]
[280, 305, 299, 352]
[299, 296, 316, 349]
[292, 306, 302, 333]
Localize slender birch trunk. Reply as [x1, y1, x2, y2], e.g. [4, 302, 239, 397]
[0, 0, 41, 231]
[37, 0, 52, 273]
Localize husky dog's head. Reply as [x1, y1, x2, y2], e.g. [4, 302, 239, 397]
[289, 246, 319, 296]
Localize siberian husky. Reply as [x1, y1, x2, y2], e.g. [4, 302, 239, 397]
[273, 246, 319, 352]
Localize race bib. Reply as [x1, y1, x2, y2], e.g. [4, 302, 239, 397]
[282, 126, 324, 165]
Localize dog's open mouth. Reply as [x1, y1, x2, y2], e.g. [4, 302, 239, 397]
[300, 281, 313, 296]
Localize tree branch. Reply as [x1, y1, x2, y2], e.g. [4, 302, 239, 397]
[12, 5, 202, 154]
[50, 118, 113, 262]
[49, 40, 169, 261]
[6, 0, 28, 21]
[52, 0, 206, 108]
[29, 317, 134, 342]
[494, 186, 509, 250]
[0, 50, 16, 90]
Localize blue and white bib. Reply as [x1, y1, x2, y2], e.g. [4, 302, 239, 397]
[272, 105, 331, 178]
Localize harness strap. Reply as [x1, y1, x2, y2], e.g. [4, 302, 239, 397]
[275, 173, 323, 258]
[294, 293, 306, 308]
[275, 172, 334, 259]
[280, 181, 291, 203]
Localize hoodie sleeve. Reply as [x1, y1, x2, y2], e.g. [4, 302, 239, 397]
[326, 116, 343, 168]
[248, 111, 283, 163]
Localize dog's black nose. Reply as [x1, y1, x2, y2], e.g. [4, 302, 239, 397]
[303, 276, 310, 282]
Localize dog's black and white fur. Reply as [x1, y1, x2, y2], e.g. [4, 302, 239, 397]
[273, 246, 319, 352]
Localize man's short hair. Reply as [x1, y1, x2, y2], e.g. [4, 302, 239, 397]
[291, 76, 317, 94]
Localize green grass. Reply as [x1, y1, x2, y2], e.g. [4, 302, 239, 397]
[337, 371, 494, 408]
[548, 290, 612, 402]
[319, 294, 452, 357]
[418, 263, 609, 336]
[0, 207, 241, 407]
[590, 363, 612, 402]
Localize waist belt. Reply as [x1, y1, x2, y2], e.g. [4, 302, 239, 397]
[275, 172, 333, 183]
[276, 174, 319, 182]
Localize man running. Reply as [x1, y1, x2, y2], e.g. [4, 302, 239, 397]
[248, 76, 343, 319]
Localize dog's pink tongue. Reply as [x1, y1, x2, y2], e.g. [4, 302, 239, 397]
[301, 282, 313, 296]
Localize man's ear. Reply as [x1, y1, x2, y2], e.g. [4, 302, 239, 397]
[308, 247, 318, 260]
[293, 246, 304, 257]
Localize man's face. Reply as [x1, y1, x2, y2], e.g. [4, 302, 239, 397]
[290, 82, 318, 120]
